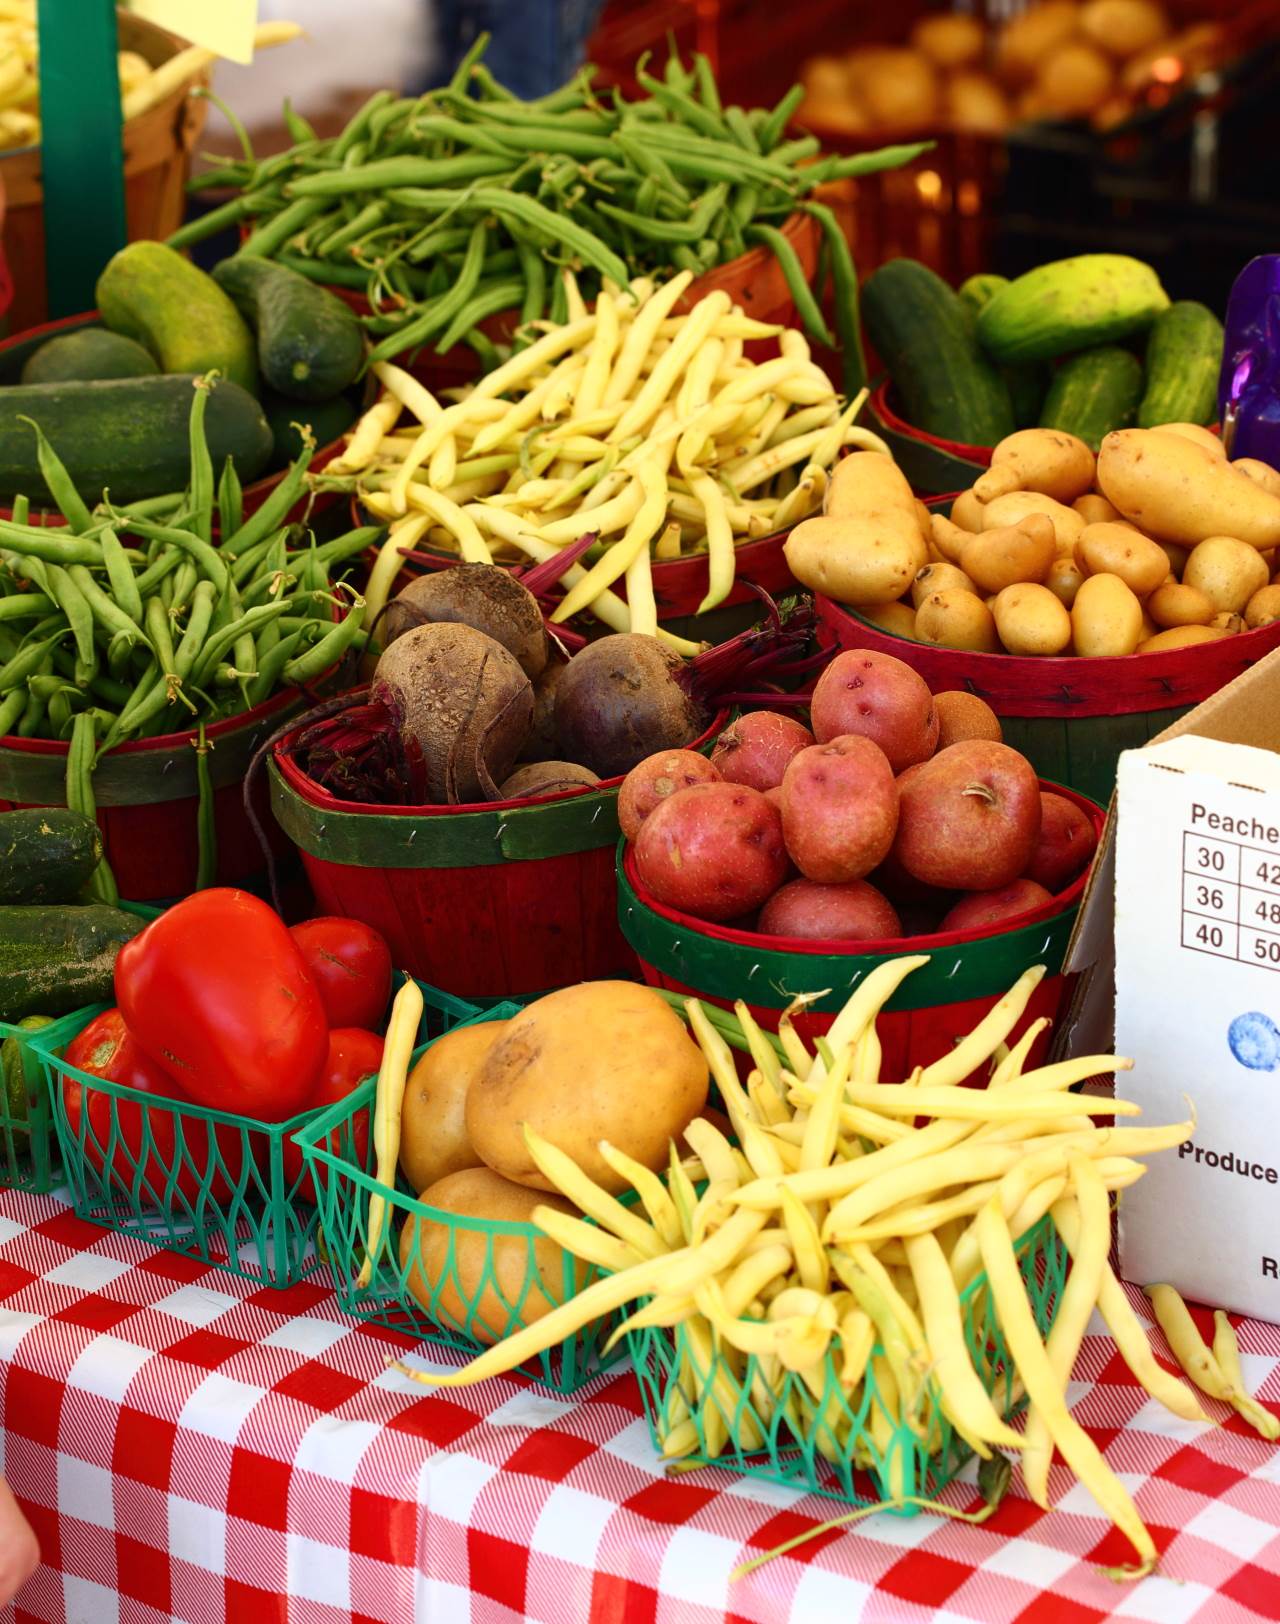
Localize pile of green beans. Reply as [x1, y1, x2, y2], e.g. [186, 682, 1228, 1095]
[176, 39, 929, 392]
[0, 379, 378, 898]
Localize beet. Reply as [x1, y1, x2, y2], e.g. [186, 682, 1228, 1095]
[373, 624, 533, 803]
[554, 635, 706, 779]
[518, 657, 567, 762]
[498, 761, 600, 800]
[382, 565, 548, 679]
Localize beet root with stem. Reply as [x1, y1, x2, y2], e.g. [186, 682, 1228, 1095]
[381, 564, 548, 680]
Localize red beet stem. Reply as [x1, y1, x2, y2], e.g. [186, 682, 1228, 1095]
[516, 531, 600, 597]
[680, 591, 816, 707]
[290, 687, 427, 805]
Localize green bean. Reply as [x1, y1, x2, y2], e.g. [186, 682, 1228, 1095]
[167, 193, 260, 250]
[10, 495, 27, 525]
[305, 525, 385, 568]
[146, 595, 178, 676]
[173, 581, 218, 682]
[636, 71, 727, 143]
[123, 521, 228, 598]
[132, 548, 184, 599]
[405, 224, 473, 264]
[333, 88, 396, 162]
[800, 142, 934, 189]
[170, 561, 198, 614]
[599, 182, 727, 244]
[803, 199, 865, 397]
[0, 688, 23, 735]
[282, 98, 316, 145]
[221, 438, 315, 559]
[95, 525, 145, 626]
[627, 124, 795, 185]
[0, 526, 101, 566]
[48, 686, 77, 736]
[758, 85, 804, 152]
[187, 380, 216, 547]
[282, 601, 365, 687]
[216, 455, 243, 541]
[246, 626, 311, 706]
[746, 222, 834, 347]
[316, 201, 387, 258]
[366, 217, 489, 367]
[240, 196, 329, 258]
[290, 154, 511, 197]
[0, 591, 53, 623]
[192, 596, 313, 689]
[436, 278, 524, 356]
[450, 30, 493, 94]
[45, 566, 95, 682]
[515, 236, 546, 329]
[18, 418, 94, 532]
[67, 564, 146, 650]
[89, 671, 131, 708]
[470, 188, 627, 283]
[231, 534, 277, 589]
[15, 681, 46, 738]
[724, 107, 759, 153]
[369, 96, 416, 145]
[692, 54, 722, 116]
[193, 722, 217, 890]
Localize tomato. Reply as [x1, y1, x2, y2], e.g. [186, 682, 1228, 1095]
[116, 889, 329, 1122]
[61, 1010, 244, 1206]
[290, 917, 392, 1030]
[282, 1028, 382, 1203]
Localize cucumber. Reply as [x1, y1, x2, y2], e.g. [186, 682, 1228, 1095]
[0, 808, 103, 905]
[260, 389, 360, 471]
[957, 274, 1010, 318]
[96, 241, 258, 396]
[0, 374, 273, 505]
[1138, 300, 1224, 428]
[978, 255, 1170, 365]
[1039, 346, 1145, 451]
[213, 257, 364, 403]
[862, 259, 1016, 448]
[955, 278, 1047, 429]
[21, 329, 159, 386]
[0, 904, 145, 1024]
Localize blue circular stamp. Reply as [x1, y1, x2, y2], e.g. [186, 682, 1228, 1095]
[1228, 1011, 1280, 1071]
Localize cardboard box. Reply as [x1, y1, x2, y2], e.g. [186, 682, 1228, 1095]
[1061, 645, 1280, 1324]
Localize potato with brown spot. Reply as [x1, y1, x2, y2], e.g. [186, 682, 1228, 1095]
[914, 588, 1000, 652]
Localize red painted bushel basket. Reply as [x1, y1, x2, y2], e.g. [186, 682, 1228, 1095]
[618, 778, 1105, 1081]
[817, 594, 1280, 808]
[338, 213, 820, 391]
[267, 709, 728, 1003]
[0, 685, 308, 901]
[0, 312, 348, 529]
[865, 380, 992, 496]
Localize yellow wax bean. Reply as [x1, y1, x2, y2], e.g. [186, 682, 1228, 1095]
[603, 271, 694, 405]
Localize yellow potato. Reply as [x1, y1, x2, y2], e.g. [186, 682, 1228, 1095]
[949, 488, 986, 532]
[996, 0, 1080, 84]
[1080, 0, 1169, 57]
[981, 490, 1085, 551]
[974, 428, 1096, 505]
[912, 560, 976, 606]
[1036, 41, 1114, 117]
[1151, 422, 1224, 459]
[860, 48, 939, 126]
[1246, 584, 1280, 629]
[1137, 624, 1229, 653]
[1234, 458, 1280, 499]
[1073, 493, 1121, 525]
[946, 72, 1011, 132]
[786, 452, 928, 604]
[961, 515, 1056, 592]
[1045, 555, 1086, 609]
[914, 589, 1000, 652]
[802, 55, 853, 98]
[1139, 609, 1158, 641]
[860, 600, 918, 638]
[1210, 611, 1245, 636]
[993, 583, 1073, 655]
[398, 1020, 505, 1195]
[911, 12, 985, 68]
[1158, 540, 1189, 576]
[929, 512, 968, 563]
[1076, 522, 1169, 594]
[400, 1167, 585, 1346]
[466, 981, 708, 1193]
[1183, 536, 1270, 614]
[1098, 429, 1280, 549]
[1147, 581, 1214, 628]
[1071, 572, 1144, 656]
[914, 498, 934, 533]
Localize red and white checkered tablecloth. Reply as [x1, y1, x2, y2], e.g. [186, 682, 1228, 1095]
[1, 1189, 1279, 1624]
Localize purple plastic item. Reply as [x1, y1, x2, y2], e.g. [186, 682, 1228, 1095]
[1218, 254, 1280, 469]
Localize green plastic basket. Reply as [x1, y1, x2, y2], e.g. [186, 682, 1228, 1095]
[295, 1001, 630, 1393]
[627, 1215, 1066, 1510]
[32, 979, 478, 1286]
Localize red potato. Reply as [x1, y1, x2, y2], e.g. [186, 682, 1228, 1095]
[780, 735, 899, 884]
[940, 879, 1054, 934]
[1025, 791, 1098, 892]
[634, 782, 789, 921]
[759, 877, 902, 942]
[710, 712, 814, 792]
[893, 740, 1042, 891]
[618, 750, 720, 841]
[810, 649, 939, 772]
[763, 785, 784, 811]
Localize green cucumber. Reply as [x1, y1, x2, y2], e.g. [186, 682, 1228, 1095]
[96, 241, 258, 395]
[0, 808, 103, 905]
[0, 903, 145, 1024]
[1039, 346, 1145, 451]
[978, 255, 1170, 364]
[957, 274, 1010, 318]
[213, 257, 365, 403]
[260, 389, 360, 470]
[21, 329, 159, 386]
[0, 374, 273, 504]
[956, 276, 1047, 429]
[862, 259, 1015, 449]
[1, 1013, 51, 1136]
[1138, 301, 1224, 428]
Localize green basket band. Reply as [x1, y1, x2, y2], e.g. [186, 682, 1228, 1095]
[269, 759, 622, 868]
[0, 695, 309, 808]
[617, 854, 1076, 1014]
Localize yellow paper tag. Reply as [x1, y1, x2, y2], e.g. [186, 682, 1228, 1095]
[129, 0, 259, 65]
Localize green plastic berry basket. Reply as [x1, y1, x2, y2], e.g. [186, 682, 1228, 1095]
[31, 978, 478, 1286]
[295, 1000, 631, 1394]
[627, 1215, 1065, 1511]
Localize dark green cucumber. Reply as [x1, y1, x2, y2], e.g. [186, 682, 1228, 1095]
[956, 280, 1047, 429]
[1038, 346, 1145, 451]
[862, 260, 1015, 449]
[213, 257, 364, 403]
[0, 809, 103, 905]
[96, 241, 257, 395]
[0, 375, 273, 504]
[21, 329, 159, 386]
[1138, 300, 1224, 428]
[260, 389, 360, 471]
[0, 904, 145, 1023]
